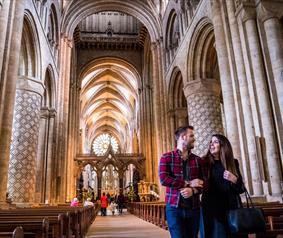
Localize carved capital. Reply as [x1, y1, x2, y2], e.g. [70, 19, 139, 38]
[40, 107, 50, 119]
[236, 5, 256, 22]
[235, 0, 257, 21]
[256, 2, 279, 22]
[183, 78, 221, 98]
[49, 108, 57, 118]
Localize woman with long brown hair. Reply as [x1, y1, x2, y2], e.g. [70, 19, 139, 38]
[201, 134, 246, 238]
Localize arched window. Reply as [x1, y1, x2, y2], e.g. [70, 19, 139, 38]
[46, 4, 59, 57]
[18, 17, 38, 77]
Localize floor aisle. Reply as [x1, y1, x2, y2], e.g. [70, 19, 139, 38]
[85, 210, 170, 238]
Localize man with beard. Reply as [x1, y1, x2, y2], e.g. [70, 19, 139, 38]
[159, 125, 207, 238]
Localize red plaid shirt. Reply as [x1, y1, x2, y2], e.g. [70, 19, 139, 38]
[159, 149, 208, 209]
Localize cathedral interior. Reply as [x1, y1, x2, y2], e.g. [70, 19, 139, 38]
[0, 0, 282, 236]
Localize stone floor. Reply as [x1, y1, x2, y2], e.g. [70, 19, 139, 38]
[85, 209, 170, 238]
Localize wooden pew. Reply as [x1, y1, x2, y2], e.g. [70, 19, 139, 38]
[0, 204, 98, 238]
[0, 226, 24, 238]
[128, 201, 283, 237]
[0, 218, 48, 238]
[12, 227, 24, 238]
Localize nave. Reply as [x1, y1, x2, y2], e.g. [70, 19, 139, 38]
[86, 210, 170, 238]
[0, 0, 283, 237]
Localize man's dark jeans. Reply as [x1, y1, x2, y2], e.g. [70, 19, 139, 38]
[166, 204, 200, 238]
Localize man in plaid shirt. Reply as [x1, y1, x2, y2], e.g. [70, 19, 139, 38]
[159, 125, 207, 238]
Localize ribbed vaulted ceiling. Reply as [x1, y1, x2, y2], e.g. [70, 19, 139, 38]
[80, 60, 140, 154]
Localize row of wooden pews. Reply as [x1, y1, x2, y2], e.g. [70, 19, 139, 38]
[0, 226, 24, 238]
[127, 202, 167, 229]
[127, 202, 283, 237]
[254, 202, 283, 237]
[0, 204, 100, 238]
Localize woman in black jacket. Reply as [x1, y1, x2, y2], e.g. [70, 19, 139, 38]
[201, 134, 246, 238]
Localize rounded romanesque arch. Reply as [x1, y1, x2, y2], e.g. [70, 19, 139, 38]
[8, 11, 44, 203]
[167, 67, 188, 147]
[61, 0, 162, 42]
[35, 65, 57, 203]
[187, 18, 216, 83]
[164, 9, 180, 67]
[18, 11, 41, 79]
[184, 18, 223, 156]
[79, 57, 142, 88]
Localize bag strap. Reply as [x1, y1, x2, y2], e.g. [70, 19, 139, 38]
[243, 185, 254, 208]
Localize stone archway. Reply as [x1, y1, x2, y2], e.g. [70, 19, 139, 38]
[184, 18, 223, 156]
[58, 1, 168, 202]
[7, 12, 44, 204]
[168, 67, 188, 147]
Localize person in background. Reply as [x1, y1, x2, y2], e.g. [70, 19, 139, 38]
[201, 134, 246, 238]
[70, 197, 79, 207]
[109, 200, 117, 215]
[117, 191, 125, 215]
[159, 125, 207, 238]
[84, 197, 94, 207]
[100, 192, 108, 216]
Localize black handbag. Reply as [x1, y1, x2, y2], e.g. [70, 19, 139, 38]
[227, 186, 266, 234]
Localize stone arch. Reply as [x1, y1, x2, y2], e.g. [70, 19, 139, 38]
[61, 0, 161, 42]
[187, 17, 219, 82]
[43, 65, 56, 108]
[18, 11, 41, 79]
[184, 18, 223, 155]
[34, 65, 57, 204]
[164, 9, 179, 66]
[79, 57, 142, 89]
[7, 10, 43, 203]
[168, 67, 187, 110]
[47, 3, 60, 57]
[167, 10, 179, 48]
[168, 67, 188, 147]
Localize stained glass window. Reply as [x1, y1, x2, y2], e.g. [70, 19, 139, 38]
[92, 133, 118, 155]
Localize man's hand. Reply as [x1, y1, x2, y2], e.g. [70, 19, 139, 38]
[180, 187, 193, 199]
[223, 170, 238, 184]
[188, 178, 203, 188]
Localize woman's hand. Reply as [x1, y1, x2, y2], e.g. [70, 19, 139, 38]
[223, 170, 238, 184]
[180, 187, 193, 198]
[187, 179, 204, 188]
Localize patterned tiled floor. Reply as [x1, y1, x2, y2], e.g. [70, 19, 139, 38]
[86, 210, 170, 238]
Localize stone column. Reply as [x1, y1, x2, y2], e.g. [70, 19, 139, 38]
[45, 108, 56, 204]
[35, 107, 56, 204]
[35, 107, 50, 203]
[225, 0, 263, 196]
[7, 77, 44, 204]
[55, 36, 72, 203]
[0, 0, 25, 204]
[150, 41, 163, 185]
[168, 110, 176, 148]
[259, 10, 283, 123]
[238, 6, 282, 196]
[184, 79, 223, 156]
[212, 0, 241, 159]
